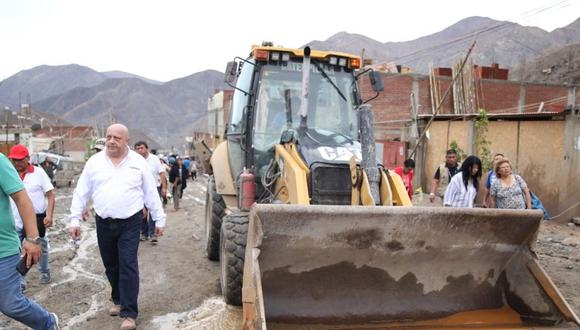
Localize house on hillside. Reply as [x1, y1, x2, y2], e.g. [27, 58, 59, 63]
[361, 63, 580, 222]
[33, 126, 96, 162]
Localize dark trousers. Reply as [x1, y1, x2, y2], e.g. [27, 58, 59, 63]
[21, 212, 47, 238]
[140, 209, 155, 238]
[96, 212, 141, 319]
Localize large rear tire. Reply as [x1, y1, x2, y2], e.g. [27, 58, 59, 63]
[205, 177, 226, 261]
[220, 213, 248, 306]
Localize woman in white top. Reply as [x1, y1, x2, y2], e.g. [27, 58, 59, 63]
[444, 155, 482, 208]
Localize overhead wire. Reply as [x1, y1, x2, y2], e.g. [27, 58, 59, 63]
[377, 0, 574, 67]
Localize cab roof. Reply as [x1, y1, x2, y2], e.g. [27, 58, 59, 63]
[251, 45, 360, 61]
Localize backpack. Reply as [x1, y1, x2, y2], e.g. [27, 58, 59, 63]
[515, 175, 550, 220]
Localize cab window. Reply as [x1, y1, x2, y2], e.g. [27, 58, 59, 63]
[228, 59, 255, 134]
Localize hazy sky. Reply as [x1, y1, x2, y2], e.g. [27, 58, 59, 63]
[1, 0, 578, 82]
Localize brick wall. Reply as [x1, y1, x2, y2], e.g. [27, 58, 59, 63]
[363, 74, 414, 123]
[361, 73, 574, 141]
[479, 81, 521, 113]
[524, 84, 568, 113]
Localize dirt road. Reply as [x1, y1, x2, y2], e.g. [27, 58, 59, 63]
[0, 178, 241, 330]
[0, 178, 579, 329]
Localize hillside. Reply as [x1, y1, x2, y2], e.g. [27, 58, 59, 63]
[305, 16, 580, 74]
[511, 42, 580, 84]
[0, 64, 107, 106]
[34, 70, 226, 147]
[0, 64, 163, 106]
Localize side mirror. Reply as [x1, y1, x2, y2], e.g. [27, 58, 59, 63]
[369, 71, 384, 92]
[224, 61, 238, 84]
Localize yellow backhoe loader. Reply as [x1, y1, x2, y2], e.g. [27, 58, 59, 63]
[203, 43, 579, 329]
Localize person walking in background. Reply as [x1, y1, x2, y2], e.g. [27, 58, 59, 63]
[430, 149, 461, 204]
[183, 157, 191, 176]
[8, 145, 55, 287]
[490, 159, 532, 210]
[443, 155, 482, 208]
[189, 159, 197, 181]
[483, 153, 504, 208]
[168, 157, 181, 211]
[178, 157, 188, 199]
[393, 159, 415, 200]
[67, 124, 166, 330]
[160, 158, 170, 207]
[0, 152, 60, 329]
[93, 138, 106, 153]
[40, 158, 56, 184]
[134, 141, 167, 245]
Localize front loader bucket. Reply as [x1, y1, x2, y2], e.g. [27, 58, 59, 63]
[242, 204, 579, 329]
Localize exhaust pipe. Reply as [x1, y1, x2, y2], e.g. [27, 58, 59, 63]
[358, 104, 381, 204]
[299, 46, 311, 130]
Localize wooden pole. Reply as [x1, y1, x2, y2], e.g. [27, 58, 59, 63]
[409, 40, 476, 159]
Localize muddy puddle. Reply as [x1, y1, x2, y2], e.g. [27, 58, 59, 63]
[151, 297, 242, 329]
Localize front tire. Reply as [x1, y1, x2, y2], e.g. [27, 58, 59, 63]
[205, 177, 226, 261]
[220, 213, 248, 306]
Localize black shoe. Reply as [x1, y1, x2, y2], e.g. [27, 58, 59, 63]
[151, 236, 158, 245]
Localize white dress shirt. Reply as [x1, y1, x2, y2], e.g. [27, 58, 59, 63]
[145, 153, 163, 187]
[10, 166, 54, 230]
[69, 147, 166, 228]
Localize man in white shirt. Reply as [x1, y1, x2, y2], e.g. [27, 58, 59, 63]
[68, 124, 165, 330]
[134, 141, 167, 245]
[8, 145, 55, 286]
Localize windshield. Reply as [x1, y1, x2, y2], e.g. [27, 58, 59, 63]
[252, 60, 358, 152]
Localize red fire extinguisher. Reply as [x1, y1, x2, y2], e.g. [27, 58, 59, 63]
[240, 168, 255, 211]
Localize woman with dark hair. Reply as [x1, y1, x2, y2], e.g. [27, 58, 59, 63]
[443, 155, 482, 208]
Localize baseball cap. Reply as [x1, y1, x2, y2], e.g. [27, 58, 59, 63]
[93, 138, 106, 151]
[8, 144, 30, 160]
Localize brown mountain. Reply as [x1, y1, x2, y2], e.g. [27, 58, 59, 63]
[34, 70, 227, 148]
[305, 16, 580, 74]
[511, 42, 580, 84]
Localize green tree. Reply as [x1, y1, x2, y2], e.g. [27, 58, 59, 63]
[475, 109, 492, 171]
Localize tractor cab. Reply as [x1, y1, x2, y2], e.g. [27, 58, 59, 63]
[224, 44, 373, 201]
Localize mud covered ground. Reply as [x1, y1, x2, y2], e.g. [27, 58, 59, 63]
[0, 178, 241, 330]
[0, 178, 579, 329]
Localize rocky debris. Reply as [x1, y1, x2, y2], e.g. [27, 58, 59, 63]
[562, 237, 580, 247]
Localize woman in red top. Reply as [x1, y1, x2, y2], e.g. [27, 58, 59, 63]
[393, 159, 415, 200]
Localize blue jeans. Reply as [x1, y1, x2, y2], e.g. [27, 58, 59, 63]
[96, 212, 141, 319]
[17, 230, 49, 274]
[0, 253, 54, 329]
[140, 212, 155, 238]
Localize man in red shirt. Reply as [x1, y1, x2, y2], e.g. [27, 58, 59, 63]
[393, 159, 415, 200]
